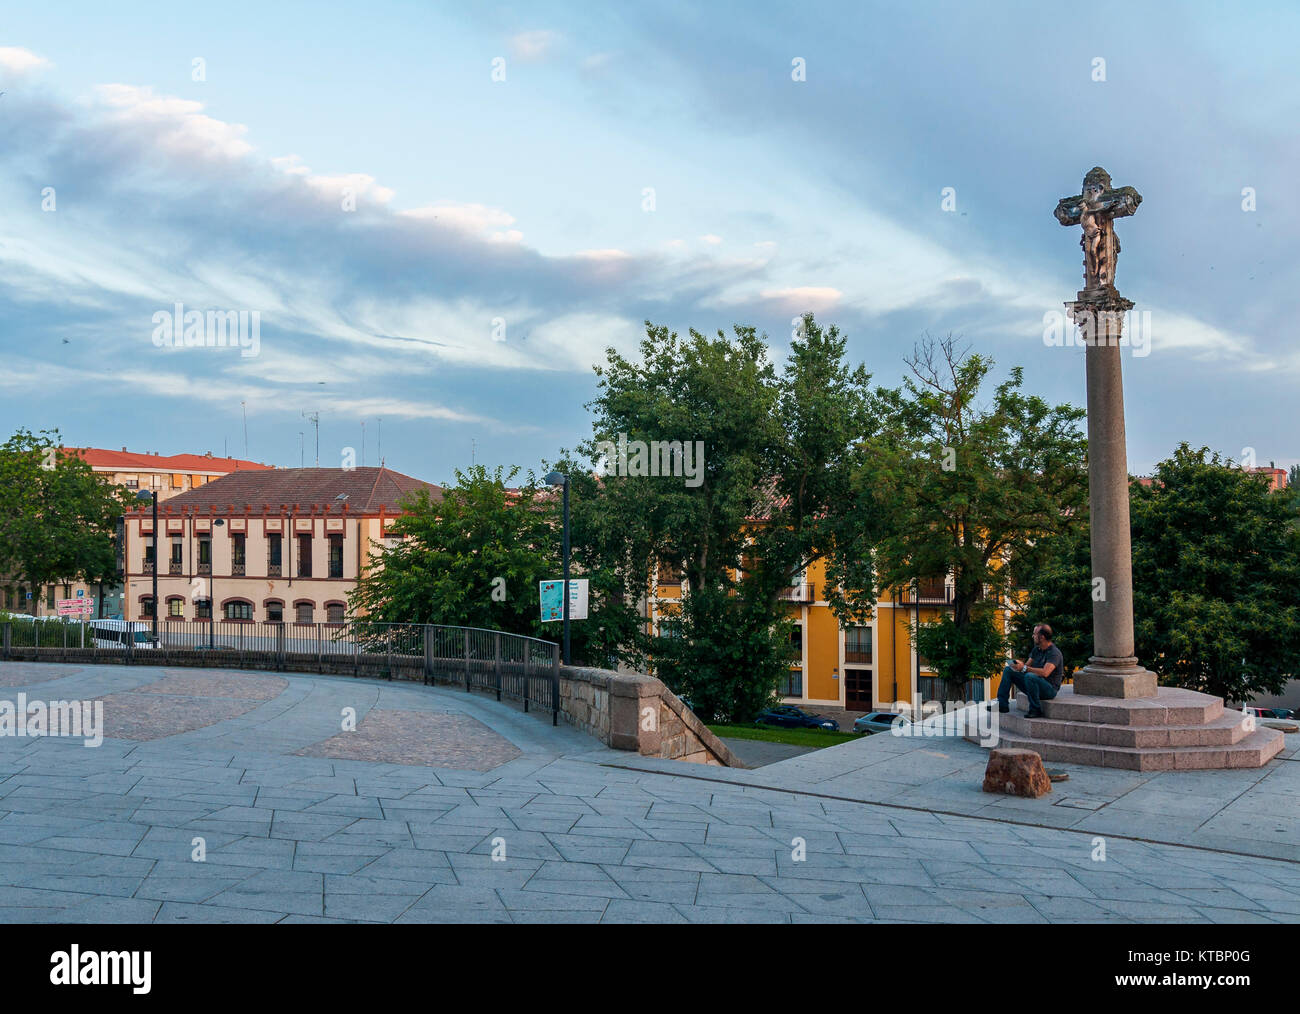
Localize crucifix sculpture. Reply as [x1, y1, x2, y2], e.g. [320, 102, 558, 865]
[1053, 166, 1157, 699]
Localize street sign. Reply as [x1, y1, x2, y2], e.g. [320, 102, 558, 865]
[539, 579, 588, 622]
[76, 589, 85, 597]
[57, 598, 93, 616]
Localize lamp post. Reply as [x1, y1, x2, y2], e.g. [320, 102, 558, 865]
[135, 489, 158, 638]
[209, 517, 225, 649]
[544, 471, 570, 665]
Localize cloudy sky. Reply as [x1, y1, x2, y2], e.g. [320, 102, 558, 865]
[2, 0, 1296, 483]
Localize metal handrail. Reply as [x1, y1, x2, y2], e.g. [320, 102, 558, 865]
[0, 617, 561, 725]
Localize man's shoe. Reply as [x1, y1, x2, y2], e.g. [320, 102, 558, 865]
[997, 704, 1010, 714]
[1025, 708, 1044, 719]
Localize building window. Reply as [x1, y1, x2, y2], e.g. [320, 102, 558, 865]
[141, 596, 156, 618]
[295, 602, 314, 624]
[46, 586, 55, 609]
[845, 625, 872, 663]
[328, 536, 343, 578]
[790, 624, 804, 656]
[780, 669, 803, 698]
[232, 534, 246, 575]
[124, 476, 138, 488]
[297, 535, 312, 578]
[326, 603, 345, 624]
[266, 601, 284, 623]
[224, 601, 252, 621]
[167, 598, 184, 617]
[267, 533, 282, 575]
[196, 598, 211, 620]
[198, 538, 212, 573]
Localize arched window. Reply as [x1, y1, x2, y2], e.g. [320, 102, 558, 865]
[294, 601, 314, 624]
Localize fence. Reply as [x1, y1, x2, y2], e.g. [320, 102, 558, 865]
[0, 617, 561, 725]
[916, 674, 987, 703]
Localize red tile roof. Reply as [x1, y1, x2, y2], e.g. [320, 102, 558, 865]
[63, 447, 273, 472]
[131, 466, 441, 515]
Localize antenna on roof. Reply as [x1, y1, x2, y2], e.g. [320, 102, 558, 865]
[301, 411, 320, 467]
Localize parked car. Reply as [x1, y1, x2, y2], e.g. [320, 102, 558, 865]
[754, 705, 839, 731]
[854, 711, 913, 735]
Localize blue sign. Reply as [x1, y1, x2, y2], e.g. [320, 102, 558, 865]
[76, 589, 85, 597]
[539, 580, 564, 622]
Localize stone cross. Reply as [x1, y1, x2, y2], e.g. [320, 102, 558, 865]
[1054, 166, 1157, 699]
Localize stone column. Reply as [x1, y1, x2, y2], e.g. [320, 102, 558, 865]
[1068, 297, 1157, 699]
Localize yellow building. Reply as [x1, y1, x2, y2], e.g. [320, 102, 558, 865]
[646, 562, 997, 714]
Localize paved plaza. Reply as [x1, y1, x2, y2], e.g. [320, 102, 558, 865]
[0, 661, 1298, 923]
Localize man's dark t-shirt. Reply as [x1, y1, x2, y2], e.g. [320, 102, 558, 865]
[1029, 643, 1066, 690]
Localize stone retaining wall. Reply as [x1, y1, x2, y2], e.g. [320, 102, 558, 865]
[558, 665, 740, 767]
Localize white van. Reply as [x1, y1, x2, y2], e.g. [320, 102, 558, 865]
[90, 620, 159, 649]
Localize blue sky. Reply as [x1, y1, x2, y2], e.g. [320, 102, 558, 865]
[1, 0, 1296, 484]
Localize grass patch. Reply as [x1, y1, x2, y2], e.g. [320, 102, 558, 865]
[707, 723, 861, 748]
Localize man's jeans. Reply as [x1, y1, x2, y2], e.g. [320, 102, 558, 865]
[997, 665, 1059, 711]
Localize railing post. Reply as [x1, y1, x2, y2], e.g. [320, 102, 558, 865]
[464, 629, 471, 692]
[3, 623, 10, 661]
[551, 642, 560, 726]
[423, 625, 433, 686]
[523, 644, 530, 713]
[276, 622, 285, 671]
[494, 632, 502, 701]
[317, 622, 323, 671]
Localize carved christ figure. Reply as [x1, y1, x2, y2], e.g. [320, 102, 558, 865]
[1054, 167, 1142, 292]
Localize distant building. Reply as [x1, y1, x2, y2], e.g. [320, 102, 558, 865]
[2, 448, 273, 617]
[62, 446, 272, 502]
[122, 467, 441, 625]
[1247, 466, 1288, 492]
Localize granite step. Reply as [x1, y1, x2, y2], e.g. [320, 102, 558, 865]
[1016, 686, 1225, 727]
[999, 709, 1251, 748]
[968, 726, 1285, 771]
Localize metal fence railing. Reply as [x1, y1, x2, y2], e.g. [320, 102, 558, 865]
[0, 617, 561, 725]
[917, 674, 986, 703]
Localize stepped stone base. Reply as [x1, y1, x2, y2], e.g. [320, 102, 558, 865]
[967, 686, 1285, 771]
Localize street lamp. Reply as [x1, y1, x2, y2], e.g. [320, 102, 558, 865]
[209, 518, 225, 648]
[544, 471, 570, 665]
[135, 489, 158, 638]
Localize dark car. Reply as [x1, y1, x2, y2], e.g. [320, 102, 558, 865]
[754, 705, 839, 731]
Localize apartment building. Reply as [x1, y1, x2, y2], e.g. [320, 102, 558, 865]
[122, 467, 441, 624]
[647, 558, 987, 714]
[63, 447, 272, 501]
[1, 447, 273, 617]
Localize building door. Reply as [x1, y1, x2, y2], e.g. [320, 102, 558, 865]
[844, 668, 873, 709]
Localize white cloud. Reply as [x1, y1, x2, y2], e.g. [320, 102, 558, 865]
[0, 46, 51, 75]
[699, 234, 723, 245]
[509, 30, 559, 60]
[92, 83, 253, 160]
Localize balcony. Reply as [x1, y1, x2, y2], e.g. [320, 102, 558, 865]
[142, 560, 154, 574]
[169, 561, 183, 575]
[198, 562, 211, 575]
[779, 582, 813, 602]
[907, 582, 954, 605]
[233, 563, 246, 576]
[268, 563, 282, 577]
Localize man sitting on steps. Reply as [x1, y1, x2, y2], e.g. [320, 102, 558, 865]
[996, 623, 1065, 719]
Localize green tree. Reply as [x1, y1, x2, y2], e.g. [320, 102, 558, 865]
[0, 428, 133, 614]
[1020, 445, 1300, 702]
[582, 322, 788, 719]
[865, 336, 1089, 701]
[348, 467, 551, 632]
